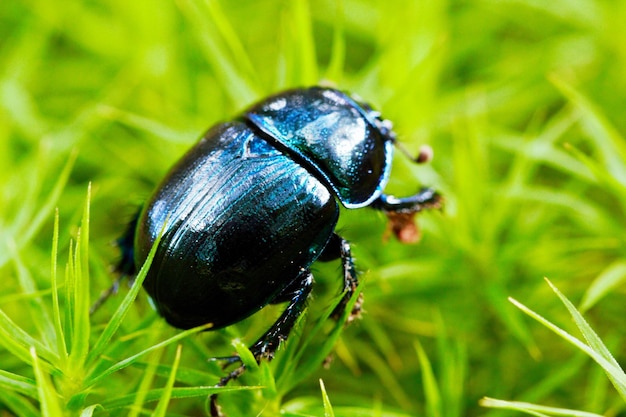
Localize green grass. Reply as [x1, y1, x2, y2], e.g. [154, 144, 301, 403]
[2, 0, 626, 416]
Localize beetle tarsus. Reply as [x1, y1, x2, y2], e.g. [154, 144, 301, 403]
[209, 394, 223, 417]
[209, 363, 247, 416]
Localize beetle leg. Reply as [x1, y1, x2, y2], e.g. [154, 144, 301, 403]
[210, 272, 313, 417]
[248, 271, 313, 359]
[370, 188, 443, 243]
[269, 271, 315, 304]
[371, 187, 442, 213]
[319, 234, 362, 323]
[90, 213, 139, 315]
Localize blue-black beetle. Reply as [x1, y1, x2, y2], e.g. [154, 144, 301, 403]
[113, 87, 441, 416]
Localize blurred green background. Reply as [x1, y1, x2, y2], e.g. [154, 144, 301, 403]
[2, 0, 626, 416]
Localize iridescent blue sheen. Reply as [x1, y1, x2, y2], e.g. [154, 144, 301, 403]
[246, 87, 393, 208]
[135, 122, 338, 329]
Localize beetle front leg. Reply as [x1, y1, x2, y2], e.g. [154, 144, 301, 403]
[370, 188, 443, 243]
[318, 234, 362, 323]
[210, 272, 313, 417]
[371, 187, 442, 213]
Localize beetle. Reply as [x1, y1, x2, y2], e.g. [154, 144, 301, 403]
[114, 87, 441, 416]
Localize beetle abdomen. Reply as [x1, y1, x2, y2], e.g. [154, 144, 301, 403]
[135, 122, 339, 329]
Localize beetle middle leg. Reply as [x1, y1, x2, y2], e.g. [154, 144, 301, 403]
[210, 272, 313, 417]
[318, 233, 362, 322]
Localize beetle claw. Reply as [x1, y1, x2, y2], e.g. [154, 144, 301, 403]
[209, 363, 247, 417]
[209, 395, 224, 417]
[207, 344, 279, 416]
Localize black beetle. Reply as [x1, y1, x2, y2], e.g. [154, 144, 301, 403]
[114, 87, 441, 415]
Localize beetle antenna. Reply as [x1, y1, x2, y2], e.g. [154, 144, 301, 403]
[394, 141, 434, 164]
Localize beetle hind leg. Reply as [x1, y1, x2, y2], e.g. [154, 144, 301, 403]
[248, 272, 314, 359]
[210, 272, 313, 417]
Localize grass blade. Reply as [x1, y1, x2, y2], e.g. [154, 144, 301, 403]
[0, 151, 77, 269]
[128, 344, 162, 417]
[86, 224, 163, 366]
[204, 0, 259, 88]
[0, 369, 37, 398]
[579, 260, 626, 312]
[544, 279, 626, 400]
[481, 397, 604, 417]
[69, 184, 92, 368]
[291, 0, 317, 85]
[8, 239, 57, 352]
[100, 385, 257, 410]
[0, 389, 40, 417]
[0, 307, 57, 369]
[86, 323, 211, 388]
[79, 405, 102, 417]
[551, 76, 626, 186]
[50, 208, 68, 362]
[323, 0, 345, 83]
[31, 347, 63, 417]
[177, 0, 258, 104]
[319, 379, 335, 417]
[509, 281, 626, 401]
[416, 341, 441, 417]
[153, 344, 183, 417]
